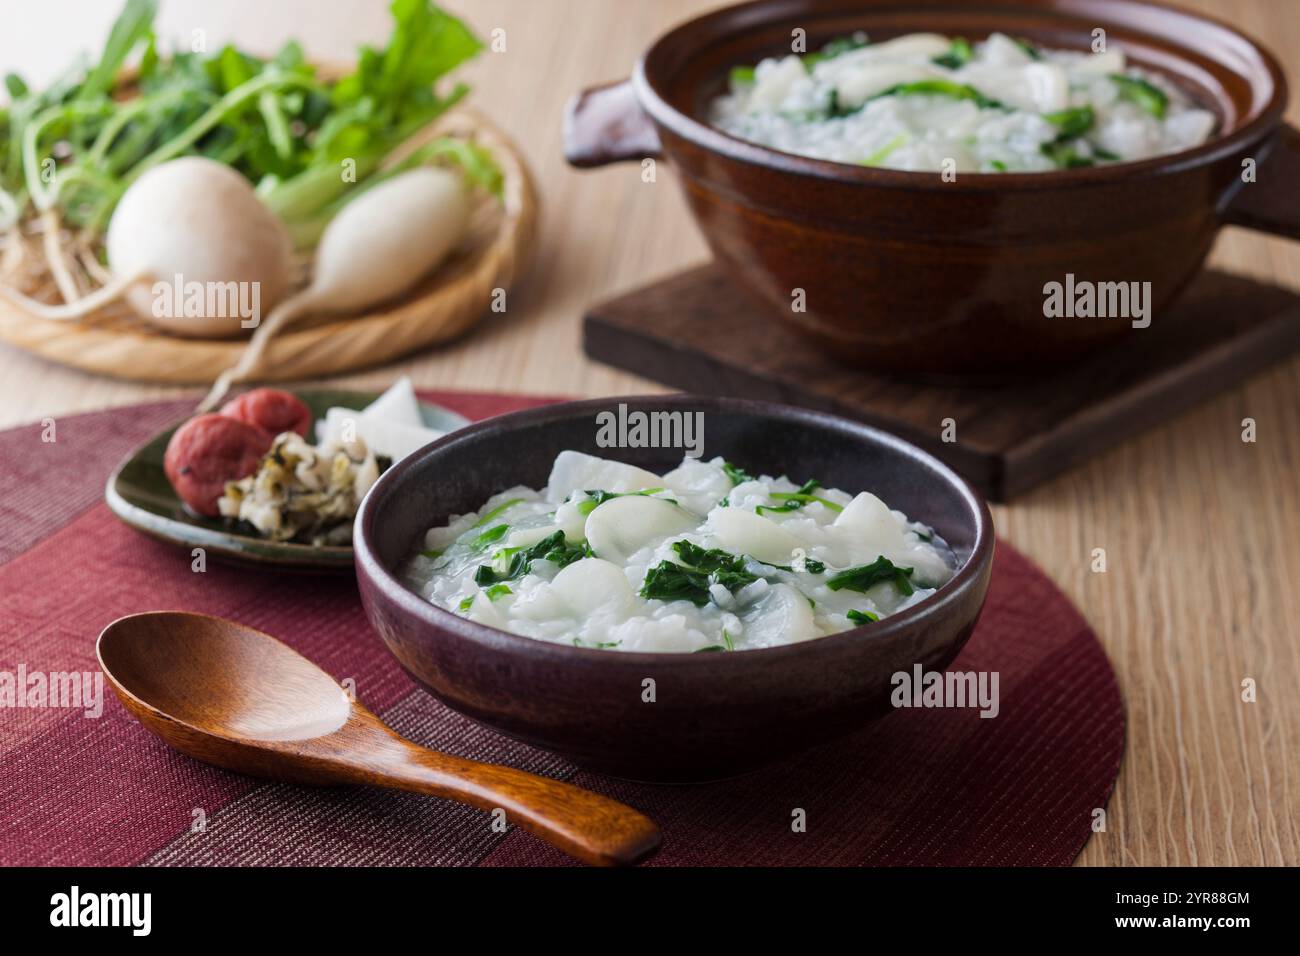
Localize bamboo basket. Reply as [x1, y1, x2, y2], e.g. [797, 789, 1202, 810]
[0, 107, 538, 384]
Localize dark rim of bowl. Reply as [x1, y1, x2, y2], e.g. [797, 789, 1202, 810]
[354, 394, 996, 665]
[631, 0, 1289, 191]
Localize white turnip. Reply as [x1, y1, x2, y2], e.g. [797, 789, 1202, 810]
[200, 165, 471, 409]
[0, 157, 294, 337]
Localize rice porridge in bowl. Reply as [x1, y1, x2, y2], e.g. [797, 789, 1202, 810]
[400, 451, 955, 652]
[710, 31, 1217, 172]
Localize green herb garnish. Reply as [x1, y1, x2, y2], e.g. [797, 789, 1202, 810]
[826, 556, 915, 596]
[472, 497, 525, 529]
[859, 133, 908, 167]
[1111, 74, 1167, 118]
[484, 584, 512, 601]
[639, 540, 758, 606]
[469, 523, 509, 550]
[847, 609, 879, 625]
[457, 595, 475, 611]
[574, 488, 669, 516]
[872, 79, 1004, 111]
[473, 530, 590, 585]
[1014, 37, 1043, 61]
[756, 479, 844, 515]
[932, 37, 973, 70]
[721, 461, 754, 486]
[729, 65, 756, 86]
[419, 548, 444, 559]
[695, 645, 726, 652]
[1040, 139, 1095, 168]
[803, 34, 869, 71]
[1043, 105, 1095, 139]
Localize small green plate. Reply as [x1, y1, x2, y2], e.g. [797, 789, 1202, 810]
[105, 390, 468, 573]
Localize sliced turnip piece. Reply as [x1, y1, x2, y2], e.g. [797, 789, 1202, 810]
[707, 507, 802, 566]
[741, 583, 818, 646]
[551, 558, 636, 616]
[545, 450, 663, 504]
[585, 495, 697, 563]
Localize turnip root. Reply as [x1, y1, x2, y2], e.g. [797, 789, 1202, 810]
[0, 157, 293, 337]
[199, 165, 471, 411]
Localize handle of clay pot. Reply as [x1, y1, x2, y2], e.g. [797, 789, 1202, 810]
[1224, 123, 1300, 239]
[564, 78, 663, 168]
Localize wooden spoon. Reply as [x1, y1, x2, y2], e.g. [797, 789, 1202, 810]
[97, 611, 661, 866]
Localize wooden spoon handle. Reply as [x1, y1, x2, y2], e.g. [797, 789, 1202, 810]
[357, 736, 661, 866]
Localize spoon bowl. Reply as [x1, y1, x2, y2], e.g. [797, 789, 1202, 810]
[98, 611, 661, 865]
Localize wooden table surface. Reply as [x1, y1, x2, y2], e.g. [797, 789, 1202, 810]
[2, 0, 1296, 866]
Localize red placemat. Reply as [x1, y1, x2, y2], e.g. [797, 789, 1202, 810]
[0, 391, 1124, 866]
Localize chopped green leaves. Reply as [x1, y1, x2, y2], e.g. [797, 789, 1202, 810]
[932, 37, 973, 70]
[872, 79, 1005, 111]
[640, 540, 759, 607]
[1043, 105, 1095, 139]
[472, 497, 524, 528]
[729, 66, 756, 87]
[859, 133, 908, 167]
[574, 488, 669, 516]
[803, 34, 869, 71]
[1014, 37, 1043, 61]
[756, 479, 844, 516]
[473, 530, 590, 585]
[826, 556, 915, 596]
[484, 583, 512, 601]
[721, 461, 754, 486]
[1111, 74, 1167, 118]
[469, 522, 509, 550]
[1040, 139, 1095, 168]
[847, 609, 879, 625]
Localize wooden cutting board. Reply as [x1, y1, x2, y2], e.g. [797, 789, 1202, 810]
[584, 264, 1300, 501]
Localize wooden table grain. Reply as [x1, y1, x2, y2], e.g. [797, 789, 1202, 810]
[1, 0, 1296, 866]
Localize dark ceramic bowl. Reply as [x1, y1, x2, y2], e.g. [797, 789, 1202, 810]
[355, 395, 994, 781]
[564, 0, 1298, 378]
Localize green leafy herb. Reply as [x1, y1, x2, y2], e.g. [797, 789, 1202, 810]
[989, 159, 1008, 171]
[721, 628, 735, 651]
[756, 479, 844, 515]
[0, 0, 497, 248]
[695, 645, 726, 652]
[872, 79, 1004, 111]
[457, 595, 474, 611]
[1040, 139, 1095, 168]
[574, 488, 669, 517]
[1043, 105, 1095, 139]
[859, 133, 908, 167]
[847, 609, 879, 625]
[721, 461, 754, 486]
[639, 540, 758, 607]
[1014, 37, 1043, 61]
[826, 556, 915, 596]
[469, 523, 509, 550]
[473, 530, 590, 585]
[803, 34, 869, 71]
[1111, 74, 1167, 118]
[729, 65, 756, 86]
[471, 497, 524, 528]
[484, 583, 512, 601]
[932, 37, 973, 70]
